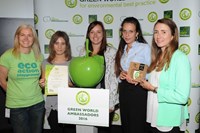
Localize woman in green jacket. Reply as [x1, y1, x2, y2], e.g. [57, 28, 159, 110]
[140, 18, 191, 133]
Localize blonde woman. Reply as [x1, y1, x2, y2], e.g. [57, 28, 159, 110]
[0, 24, 44, 133]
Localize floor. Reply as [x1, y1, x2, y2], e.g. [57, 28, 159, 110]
[0, 125, 123, 133]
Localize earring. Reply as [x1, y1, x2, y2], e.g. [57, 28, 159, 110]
[136, 36, 138, 40]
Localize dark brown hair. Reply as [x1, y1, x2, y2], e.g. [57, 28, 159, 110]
[85, 21, 107, 56]
[115, 17, 147, 76]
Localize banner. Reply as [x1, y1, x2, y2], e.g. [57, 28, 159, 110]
[34, 0, 200, 132]
[58, 87, 109, 127]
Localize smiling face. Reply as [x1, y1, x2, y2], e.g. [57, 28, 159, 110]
[89, 24, 103, 46]
[122, 23, 138, 46]
[153, 23, 173, 52]
[18, 28, 34, 52]
[53, 37, 66, 56]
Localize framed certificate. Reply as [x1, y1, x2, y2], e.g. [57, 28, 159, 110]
[45, 65, 68, 95]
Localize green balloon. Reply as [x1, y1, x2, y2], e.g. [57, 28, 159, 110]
[69, 55, 104, 88]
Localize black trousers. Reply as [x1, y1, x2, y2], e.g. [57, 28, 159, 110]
[48, 110, 76, 133]
[146, 123, 184, 133]
[119, 80, 147, 133]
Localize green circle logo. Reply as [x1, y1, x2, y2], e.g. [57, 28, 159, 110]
[45, 29, 55, 39]
[134, 71, 140, 79]
[104, 14, 114, 24]
[73, 14, 83, 24]
[65, 0, 77, 8]
[148, 12, 158, 22]
[199, 28, 200, 36]
[179, 44, 190, 55]
[76, 91, 90, 105]
[179, 8, 192, 20]
[187, 98, 191, 106]
[195, 112, 200, 123]
[34, 14, 38, 24]
[159, 0, 169, 4]
[113, 113, 120, 122]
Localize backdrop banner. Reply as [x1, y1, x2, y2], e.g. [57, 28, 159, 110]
[34, 0, 200, 132]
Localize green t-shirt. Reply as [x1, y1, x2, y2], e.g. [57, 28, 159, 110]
[0, 49, 44, 108]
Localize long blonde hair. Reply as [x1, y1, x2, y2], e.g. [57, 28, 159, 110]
[148, 18, 179, 73]
[12, 24, 42, 60]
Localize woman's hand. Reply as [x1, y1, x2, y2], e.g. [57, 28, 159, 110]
[140, 79, 155, 91]
[119, 71, 127, 80]
[39, 78, 45, 88]
[119, 71, 139, 85]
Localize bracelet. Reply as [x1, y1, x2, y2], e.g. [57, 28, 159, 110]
[153, 87, 158, 93]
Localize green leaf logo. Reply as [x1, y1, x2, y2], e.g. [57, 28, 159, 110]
[148, 12, 158, 22]
[76, 91, 90, 105]
[73, 14, 83, 24]
[113, 113, 120, 121]
[65, 0, 77, 8]
[34, 14, 38, 24]
[179, 8, 192, 20]
[45, 29, 55, 39]
[159, 0, 169, 4]
[187, 98, 191, 106]
[195, 112, 200, 123]
[179, 44, 190, 55]
[104, 14, 114, 24]
[199, 28, 200, 36]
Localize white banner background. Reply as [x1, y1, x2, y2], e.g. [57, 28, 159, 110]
[34, 0, 200, 132]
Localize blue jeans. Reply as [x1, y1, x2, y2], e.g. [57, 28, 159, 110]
[10, 101, 45, 133]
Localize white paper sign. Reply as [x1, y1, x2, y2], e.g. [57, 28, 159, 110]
[45, 65, 68, 95]
[58, 87, 109, 127]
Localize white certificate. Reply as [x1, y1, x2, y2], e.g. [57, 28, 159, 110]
[45, 65, 68, 95]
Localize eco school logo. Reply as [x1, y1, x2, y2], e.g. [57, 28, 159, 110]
[73, 14, 83, 24]
[158, 0, 169, 4]
[76, 91, 90, 105]
[179, 8, 192, 20]
[179, 44, 190, 55]
[65, 0, 77, 8]
[104, 14, 114, 24]
[45, 29, 55, 39]
[148, 12, 158, 22]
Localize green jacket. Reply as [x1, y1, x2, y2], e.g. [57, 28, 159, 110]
[157, 50, 191, 126]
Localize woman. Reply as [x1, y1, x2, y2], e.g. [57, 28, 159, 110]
[79, 21, 119, 133]
[140, 18, 191, 133]
[0, 24, 44, 133]
[115, 17, 151, 133]
[39, 31, 76, 133]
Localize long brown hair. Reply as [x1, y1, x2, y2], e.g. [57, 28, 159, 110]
[12, 24, 42, 60]
[148, 18, 179, 73]
[47, 31, 72, 63]
[115, 17, 147, 76]
[85, 21, 107, 56]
